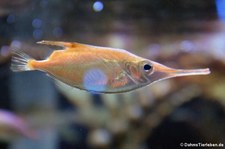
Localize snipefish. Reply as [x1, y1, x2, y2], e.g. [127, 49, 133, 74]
[11, 41, 210, 93]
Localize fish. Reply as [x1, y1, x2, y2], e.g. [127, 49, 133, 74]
[10, 40, 210, 93]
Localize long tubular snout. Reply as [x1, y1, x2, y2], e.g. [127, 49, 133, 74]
[172, 68, 210, 77]
[151, 61, 211, 78]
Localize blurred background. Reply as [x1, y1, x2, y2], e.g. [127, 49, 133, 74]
[0, 0, 225, 149]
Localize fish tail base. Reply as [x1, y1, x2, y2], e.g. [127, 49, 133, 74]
[10, 51, 35, 72]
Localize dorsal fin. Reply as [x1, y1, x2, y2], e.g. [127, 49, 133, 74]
[37, 40, 89, 50]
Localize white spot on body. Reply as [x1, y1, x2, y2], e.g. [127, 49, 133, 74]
[84, 68, 108, 92]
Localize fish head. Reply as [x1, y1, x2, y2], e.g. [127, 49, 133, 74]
[127, 59, 210, 86]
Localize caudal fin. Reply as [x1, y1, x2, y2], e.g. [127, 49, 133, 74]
[10, 51, 34, 72]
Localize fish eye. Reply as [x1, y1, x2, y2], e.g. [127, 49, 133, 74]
[143, 63, 153, 72]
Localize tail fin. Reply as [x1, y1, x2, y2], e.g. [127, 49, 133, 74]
[10, 51, 34, 72]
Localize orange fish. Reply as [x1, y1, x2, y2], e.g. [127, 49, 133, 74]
[11, 41, 210, 93]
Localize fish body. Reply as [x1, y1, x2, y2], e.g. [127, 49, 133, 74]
[11, 41, 210, 93]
